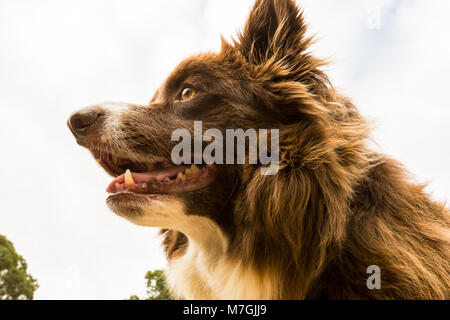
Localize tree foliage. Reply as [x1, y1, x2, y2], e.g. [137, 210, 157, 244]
[0, 234, 39, 300]
[128, 269, 172, 300]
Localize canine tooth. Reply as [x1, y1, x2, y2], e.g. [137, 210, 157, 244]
[191, 164, 200, 174]
[124, 169, 135, 185]
[164, 177, 171, 183]
[176, 172, 185, 180]
[185, 168, 192, 175]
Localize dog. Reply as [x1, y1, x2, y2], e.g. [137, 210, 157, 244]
[68, 0, 450, 299]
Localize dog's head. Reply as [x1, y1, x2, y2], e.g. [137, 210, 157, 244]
[68, 0, 367, 265]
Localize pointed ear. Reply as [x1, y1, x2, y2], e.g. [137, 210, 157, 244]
[235, 0, 311, 65]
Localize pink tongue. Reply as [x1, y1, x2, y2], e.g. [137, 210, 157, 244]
[106, 166, 183, 193]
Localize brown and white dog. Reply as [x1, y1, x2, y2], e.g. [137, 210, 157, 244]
[68, 0, 450, 299]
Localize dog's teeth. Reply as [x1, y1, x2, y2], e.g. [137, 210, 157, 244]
[124, 169, 135, 185]
[176, 172, 185, 180]
[164, 177, 171, 183]
[185, 164, 200, 176]
[191, 164, 200, 174]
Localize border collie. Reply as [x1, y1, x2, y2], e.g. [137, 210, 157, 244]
[68, 0, 450, 299]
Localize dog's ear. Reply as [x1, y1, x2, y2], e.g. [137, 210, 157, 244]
[235, 0, 311, 65]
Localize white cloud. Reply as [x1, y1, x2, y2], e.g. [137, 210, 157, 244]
[0, 0, 449, 299]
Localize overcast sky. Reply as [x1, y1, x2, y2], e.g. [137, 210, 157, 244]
[0, 0, 449, 300]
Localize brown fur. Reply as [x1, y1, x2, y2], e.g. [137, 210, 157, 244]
[164, 0, 450, 299]
[70, 0, 450, 299]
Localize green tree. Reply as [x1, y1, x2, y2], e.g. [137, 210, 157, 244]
[128, 269, 172, 300]
[0, 234, 39, 300]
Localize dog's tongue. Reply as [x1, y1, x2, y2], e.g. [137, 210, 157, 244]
[106, 166, 183, 193]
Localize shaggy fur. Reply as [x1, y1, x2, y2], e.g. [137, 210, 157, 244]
[69, 0, 450, 299]
[216, 0, 450, 299]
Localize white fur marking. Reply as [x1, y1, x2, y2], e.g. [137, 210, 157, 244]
[127, 197, 275, 299]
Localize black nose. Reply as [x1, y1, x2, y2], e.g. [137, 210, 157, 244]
[68, 107, 101, 135]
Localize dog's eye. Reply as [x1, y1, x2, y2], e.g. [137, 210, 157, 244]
[180, 87, 196, 101]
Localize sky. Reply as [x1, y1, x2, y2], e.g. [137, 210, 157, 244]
[0, 0, 449, 300]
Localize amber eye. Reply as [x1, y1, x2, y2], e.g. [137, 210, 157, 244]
[180, 87, 196, 101]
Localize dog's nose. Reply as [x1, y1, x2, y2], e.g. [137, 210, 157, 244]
[68, 107, 102, 135]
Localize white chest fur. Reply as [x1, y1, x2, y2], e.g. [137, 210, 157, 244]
[165, 223, 275, 300]
[123, 197, 274, 299]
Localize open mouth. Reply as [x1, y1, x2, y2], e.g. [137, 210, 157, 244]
[91, 150, 216, 196]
